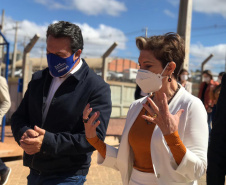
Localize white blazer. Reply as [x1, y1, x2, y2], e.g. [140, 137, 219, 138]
[97, 86, 208, 185]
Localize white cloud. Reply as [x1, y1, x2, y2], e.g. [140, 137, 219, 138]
[167, 0, 180, 7]
[34, 0, 127, 16]
[168, 0, 226, 19]
[2, 16, 47, 57]
[34, 0, 66, 9]
[78, 23, 127, 57]
[1, 16, 127, 58]
[163, 9, 176, 18]
[193, 0, 226, 18]
[190, 43, 226, 60]
[3, 16, 47, 41]
[189, 43, 226, 73]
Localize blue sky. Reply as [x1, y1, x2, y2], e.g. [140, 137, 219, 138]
[1, 0, 226, 74]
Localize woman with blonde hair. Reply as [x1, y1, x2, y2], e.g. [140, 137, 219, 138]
[83, 33, 208, 185]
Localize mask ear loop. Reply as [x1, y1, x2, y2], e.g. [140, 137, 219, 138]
[160, 62, 169, 76]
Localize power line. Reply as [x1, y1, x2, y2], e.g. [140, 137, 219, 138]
[191, 30, 226, 38]
[192, 24, 226, 31]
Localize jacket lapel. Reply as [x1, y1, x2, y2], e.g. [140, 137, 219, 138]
[117, 96, 148, 184]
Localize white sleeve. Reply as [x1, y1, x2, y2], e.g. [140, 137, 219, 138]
[96, 101, 137, 171]
[97, 144, 119, 171]
[175, 98, 208, 180]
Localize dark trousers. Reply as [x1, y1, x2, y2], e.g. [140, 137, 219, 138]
[0, 158, 7, 173]
[207, 148, 226, 185]
[27, 170, 86, 185]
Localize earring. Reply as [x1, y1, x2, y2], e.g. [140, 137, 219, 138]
[168, 75, 172, 82]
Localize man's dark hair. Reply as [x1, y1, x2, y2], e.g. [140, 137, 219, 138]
[46, 21, 83, 53]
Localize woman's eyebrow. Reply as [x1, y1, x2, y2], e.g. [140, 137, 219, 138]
[143, 61, 154, 64]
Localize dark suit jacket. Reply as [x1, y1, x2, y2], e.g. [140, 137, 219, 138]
[11, 59, 112, 175]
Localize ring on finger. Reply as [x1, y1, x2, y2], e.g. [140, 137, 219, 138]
[83, 117, 89, 123]
[152, 113, 158, 118]
[150, 113, 158, 119]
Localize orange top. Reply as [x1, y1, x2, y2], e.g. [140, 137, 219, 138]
[87, 107, 186, 173]
[128, 106, 156, 172]
[87, 134, 106, 158]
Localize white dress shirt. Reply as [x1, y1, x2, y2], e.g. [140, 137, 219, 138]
[42, 59, 83, 123]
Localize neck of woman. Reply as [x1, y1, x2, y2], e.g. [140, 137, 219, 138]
[155, 78, 179, 102]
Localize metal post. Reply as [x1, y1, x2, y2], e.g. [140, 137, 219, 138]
[12, 21, 19, 77]
[201, 54, 214, 82]
[102, 42, 118, 81]
[22, 34, 40, 96]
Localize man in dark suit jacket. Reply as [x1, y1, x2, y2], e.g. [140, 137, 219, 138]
[207, 73, 226, 185]
[11, 21, 112, 185]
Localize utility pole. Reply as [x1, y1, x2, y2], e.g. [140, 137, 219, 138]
[0, 9, 5, 76]
[12, 21, 19, 77]
[177, 0, 193, 70]
[102, 42, 117, 81]
[39, 45, 45, 70]
[145, 27, 148, 38]
[22, 34, 40, 96]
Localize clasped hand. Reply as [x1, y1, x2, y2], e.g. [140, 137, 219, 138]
[20, 126, 46, 155]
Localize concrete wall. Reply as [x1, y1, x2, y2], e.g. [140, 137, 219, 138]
[108, 81, 136, 118]
[6, 79, 202, 122]
[6, 79, 137, 122]
[7, 78, 22, 122]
